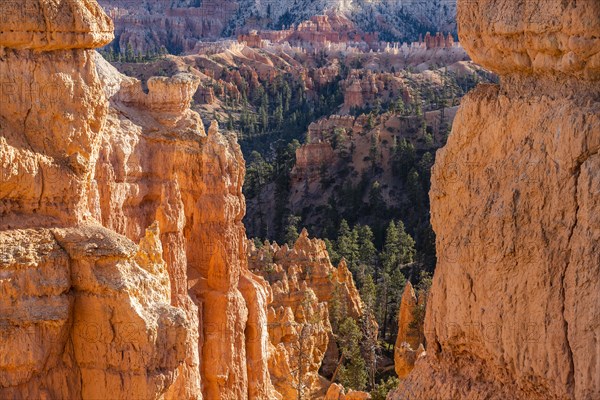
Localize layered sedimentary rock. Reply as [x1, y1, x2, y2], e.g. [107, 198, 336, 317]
[264, 273, 330, 399]
[99, 0, 239, 54]
[420, 32, 454, 50]
[239, 14, 379, 50]
[342, 70, 411, 111]
[393, 282, 425, 378]
[390, 1, 600, 399]
[0, 0, 113, 51]
[294, 142, 336, 184]
[248, 229, 364, 395]
[0, 223, 200, 399]
[1, 1, 275, 399]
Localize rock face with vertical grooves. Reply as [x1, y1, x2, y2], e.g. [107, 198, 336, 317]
[388, 1, 600, 399]
[94, 55, 277, 399]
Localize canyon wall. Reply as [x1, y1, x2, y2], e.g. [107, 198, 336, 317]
[99, 0, 239, 54]
[390, 0, 600, 399]
[0, 1, 275, 399]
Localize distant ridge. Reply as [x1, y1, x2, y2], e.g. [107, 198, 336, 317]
[98, 0, 457, 54]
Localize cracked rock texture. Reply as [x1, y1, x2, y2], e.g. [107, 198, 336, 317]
[1, 1, 276, 399]
[0, 0, 114, 51]
[389, 1, 600, 399]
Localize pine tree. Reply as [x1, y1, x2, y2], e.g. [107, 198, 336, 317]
[376, 271, 391, 340]
[244, 151, 273, 198]
[361, 310, 379, 389]
[392, 138, 416, 179]
[418, 152, 434, 184]
[332, 127, 346, 150]
[283, 80, 292, 112]
[360, 275, 377, 314]
[394, 97, 405, 115]
[259, 94, 269, 131]
[107, 47, 115, 62]
[356, 225, 378, 277]
[378, 220, 414, 339]
[369, 134, 379, 171]
[337, 317, 368, 391]
[336, 220, 359, 275]
[125, 43, 135, 63]
[396, 220, 416, 265]
[284, 215, 301, 246]
[407, 168, 425, 210]
[329, 283, 348, 333]
[227, 113, 234, 131]
[370, 377, 400, 400]
[368, 182, 386, 219]
[274, 102, 284, 128]
[388, 267, 407, 338]
[381, 221, 400, 273]
[367, 113, 376, 129]
[324, 238, 341, 266]
[374, 99, 382, 115]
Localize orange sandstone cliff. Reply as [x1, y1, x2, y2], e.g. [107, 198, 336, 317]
[0, 1, 275, 399]
[390, 0, 600, 399]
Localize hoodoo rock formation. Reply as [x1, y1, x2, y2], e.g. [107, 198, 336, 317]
[1, 1, 274, 399]
[94, 59, 275, 399]
[248, 229, 365, 395]
[249, 229, 363, 321]
[324, 383, 371, 400]
[393, 282, 425, 378]
[390, 0, 600, 399]
[238, 14, 380, 50]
